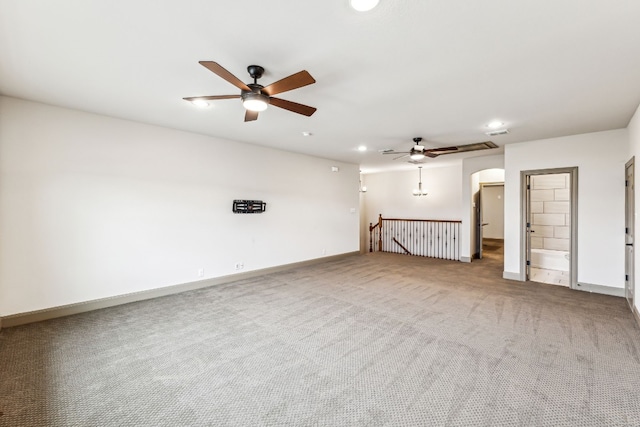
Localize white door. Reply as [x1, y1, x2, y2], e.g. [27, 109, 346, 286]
[482, 184, 505, 240]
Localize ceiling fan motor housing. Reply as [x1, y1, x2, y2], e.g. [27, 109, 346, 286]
[241, 83, 270, 106]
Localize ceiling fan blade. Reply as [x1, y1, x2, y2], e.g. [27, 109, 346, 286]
[262, 70, 316, 96]
[393, 154, 410, 160]
[183, 95, 240, 101]
[270, 97, 317, 116]
[199, 61, 251, 92]
[382, 151, 409, 155]
[244, 110, 259, 122]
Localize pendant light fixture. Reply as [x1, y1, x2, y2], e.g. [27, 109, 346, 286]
[359, 171, 367, 193]
[413, 166, 428, 196]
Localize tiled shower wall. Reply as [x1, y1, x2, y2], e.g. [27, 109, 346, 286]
[530, 173, 570, 251]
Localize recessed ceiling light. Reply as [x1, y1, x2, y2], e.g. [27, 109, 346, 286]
[302, 131, 313, 137]
[350, 0, 379, 12]
[358, 145, 367, 152]
[486, 120, 504, 129]
[191, 100, 210, 108]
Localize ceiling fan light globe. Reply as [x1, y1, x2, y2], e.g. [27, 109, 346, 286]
[243, 99, 268, 112]
[410, 153, 425, 161]
[242, 92, 269, 112]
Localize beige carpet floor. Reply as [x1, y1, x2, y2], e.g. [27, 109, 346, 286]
[1, 248, 640, 426]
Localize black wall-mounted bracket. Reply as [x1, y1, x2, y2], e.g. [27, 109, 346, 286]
[233, 200, 266, 214]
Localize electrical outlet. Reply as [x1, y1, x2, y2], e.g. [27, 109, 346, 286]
[234, 262, 244, 270]
[198, 268, 204, 277]
[322, 249, 326, 255]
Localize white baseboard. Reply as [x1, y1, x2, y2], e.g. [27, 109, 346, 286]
[460, 256, 471, 263]
[633, 304, 640, 328]
[503, 271, 522, 281]
[0, 252, 359, 329]
[574, 282, 625, 297]
[500, 273, 625, 297]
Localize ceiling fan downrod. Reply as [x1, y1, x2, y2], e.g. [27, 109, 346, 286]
[247, 65, 264, 84]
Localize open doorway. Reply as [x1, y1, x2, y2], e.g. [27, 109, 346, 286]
[478, 183, 504, 262]
[521, 167, 578, 288]
[471, 168, 505, 262]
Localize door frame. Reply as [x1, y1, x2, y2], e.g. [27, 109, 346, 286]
[625, 157, 635, 309]
[520, 167, 578, 288]
[473, 188, 482, 259]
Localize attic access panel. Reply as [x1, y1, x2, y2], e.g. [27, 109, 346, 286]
[446, 141, 498, 154]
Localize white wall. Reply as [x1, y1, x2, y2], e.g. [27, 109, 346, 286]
[360, 165, 463, 254]
[461, 155, 505, 261]
[362, 164, 463, 228]
[0, 97, 360, 316]
[628, 102, 640, 313]
[504, 129, 628, 288]
[362, 161, 505, 260]
[478, 169, 505, 183]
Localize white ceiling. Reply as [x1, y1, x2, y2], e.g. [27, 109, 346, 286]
[1, 1, 640, 173]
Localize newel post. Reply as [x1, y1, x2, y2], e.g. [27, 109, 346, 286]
[377, 214, 383, 252]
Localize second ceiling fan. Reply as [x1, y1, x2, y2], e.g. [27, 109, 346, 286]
[184, 61, 317, 122]
[383, 137, 498, 163]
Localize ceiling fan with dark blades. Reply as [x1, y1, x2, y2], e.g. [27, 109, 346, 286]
[382, 137, 498, 163]
[184, 61, 317, 122]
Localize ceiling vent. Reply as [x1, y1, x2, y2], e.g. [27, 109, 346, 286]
[485, 129, 509, 136]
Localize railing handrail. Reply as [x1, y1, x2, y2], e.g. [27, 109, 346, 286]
[382, 218, 461, 223]
[369, 214, 461, 260]
[369, 214, 383, 231]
